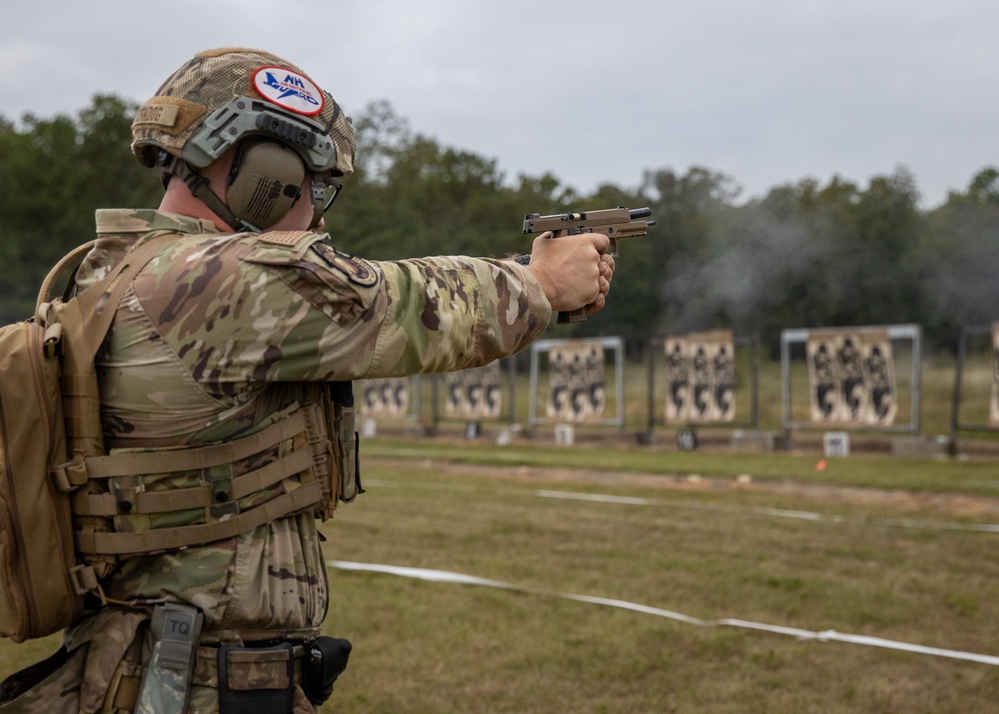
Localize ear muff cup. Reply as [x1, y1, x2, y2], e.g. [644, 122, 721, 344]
[226, 141, 305, 230]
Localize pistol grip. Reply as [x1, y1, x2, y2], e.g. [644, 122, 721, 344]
[557, 308, 588, 324]
[548, 228, 592, 323]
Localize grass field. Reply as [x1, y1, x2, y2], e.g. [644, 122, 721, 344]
[2, 351, 998, 712]
[2, 443, 999, 712]
[317, 447, 999, 713]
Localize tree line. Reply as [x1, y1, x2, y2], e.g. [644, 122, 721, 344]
[2, 95, 997, 355]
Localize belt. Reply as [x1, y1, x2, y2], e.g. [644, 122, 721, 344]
[107, 641, 307, 713]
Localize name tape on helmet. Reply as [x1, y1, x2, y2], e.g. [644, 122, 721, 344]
[134, 103, 180, 129]
[253, 67, 325, 117]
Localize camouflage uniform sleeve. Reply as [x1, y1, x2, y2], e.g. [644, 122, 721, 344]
[134, 232, 551, 386]
[370, 255, 552, 376]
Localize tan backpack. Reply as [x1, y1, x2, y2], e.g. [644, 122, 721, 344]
[0, 234, 176, 641]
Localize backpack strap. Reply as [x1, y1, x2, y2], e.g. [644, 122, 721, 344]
[35, 240, 98, 310]
[32, 232, 181, 589]
[45, 232, 181, 458]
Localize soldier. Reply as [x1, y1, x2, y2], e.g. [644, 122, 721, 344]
[0, 48, 613, 713]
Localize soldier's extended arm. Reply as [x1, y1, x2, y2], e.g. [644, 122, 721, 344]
[521, 206, 655, 323]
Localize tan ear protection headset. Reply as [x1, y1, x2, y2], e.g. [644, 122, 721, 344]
[226, 140, 306, 230]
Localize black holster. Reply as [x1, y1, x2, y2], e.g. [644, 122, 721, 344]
[301, 636, 352, 705]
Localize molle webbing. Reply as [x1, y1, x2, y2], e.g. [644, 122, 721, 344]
[71, 404, 333, 556]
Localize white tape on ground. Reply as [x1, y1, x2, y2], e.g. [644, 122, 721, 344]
[536, 490, 653, 506]
[329, 560, 999, 666]
[535, 489, 999, 533]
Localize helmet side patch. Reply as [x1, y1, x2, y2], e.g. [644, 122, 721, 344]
[252, 67, 325, 116]
[134, 103, 180, 129]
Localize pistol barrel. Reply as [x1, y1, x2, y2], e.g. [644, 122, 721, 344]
[522, 206, 654, 235]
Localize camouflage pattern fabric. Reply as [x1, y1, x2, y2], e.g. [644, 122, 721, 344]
[131, 48, 356, 179]
[0, 608, 146, 713]
[1, 207, 551, 712]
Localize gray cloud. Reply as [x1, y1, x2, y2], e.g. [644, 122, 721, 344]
[2, 0, 997, 207]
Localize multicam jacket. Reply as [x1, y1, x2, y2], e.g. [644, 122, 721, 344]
[75, 207, 551, 636]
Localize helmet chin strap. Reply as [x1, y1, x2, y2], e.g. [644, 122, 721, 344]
[158, 153, 262, 233]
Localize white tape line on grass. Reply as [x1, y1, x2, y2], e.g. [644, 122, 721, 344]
[536, 489, 999, 533]
[366, 480, 999, 534]
[329, 560, 999, 666]
[535, 490, 653, 506]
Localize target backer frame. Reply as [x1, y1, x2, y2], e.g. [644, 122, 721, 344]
[528, 336, 625, 430]
[781, 324, 922, 445]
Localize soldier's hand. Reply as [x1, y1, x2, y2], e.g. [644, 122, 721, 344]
[525, 232, 614, 313]
[584, 251, 616, 316]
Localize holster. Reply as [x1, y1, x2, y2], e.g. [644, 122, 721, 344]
[301, 636, 352, 706]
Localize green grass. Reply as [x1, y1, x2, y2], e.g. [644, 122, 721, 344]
[3, 452, 999, 712]
[362, 437, 999, 497]
[320, 459, 999, 713]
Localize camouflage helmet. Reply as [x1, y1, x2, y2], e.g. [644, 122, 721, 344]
[131, 47, 355, 178]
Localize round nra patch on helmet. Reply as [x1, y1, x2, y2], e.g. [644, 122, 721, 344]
[252, 66, 325, 116]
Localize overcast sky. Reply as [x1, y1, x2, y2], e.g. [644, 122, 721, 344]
[3, 0, 997, 208]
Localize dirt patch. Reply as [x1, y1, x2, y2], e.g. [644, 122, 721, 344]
[367, 456, 999, 521]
